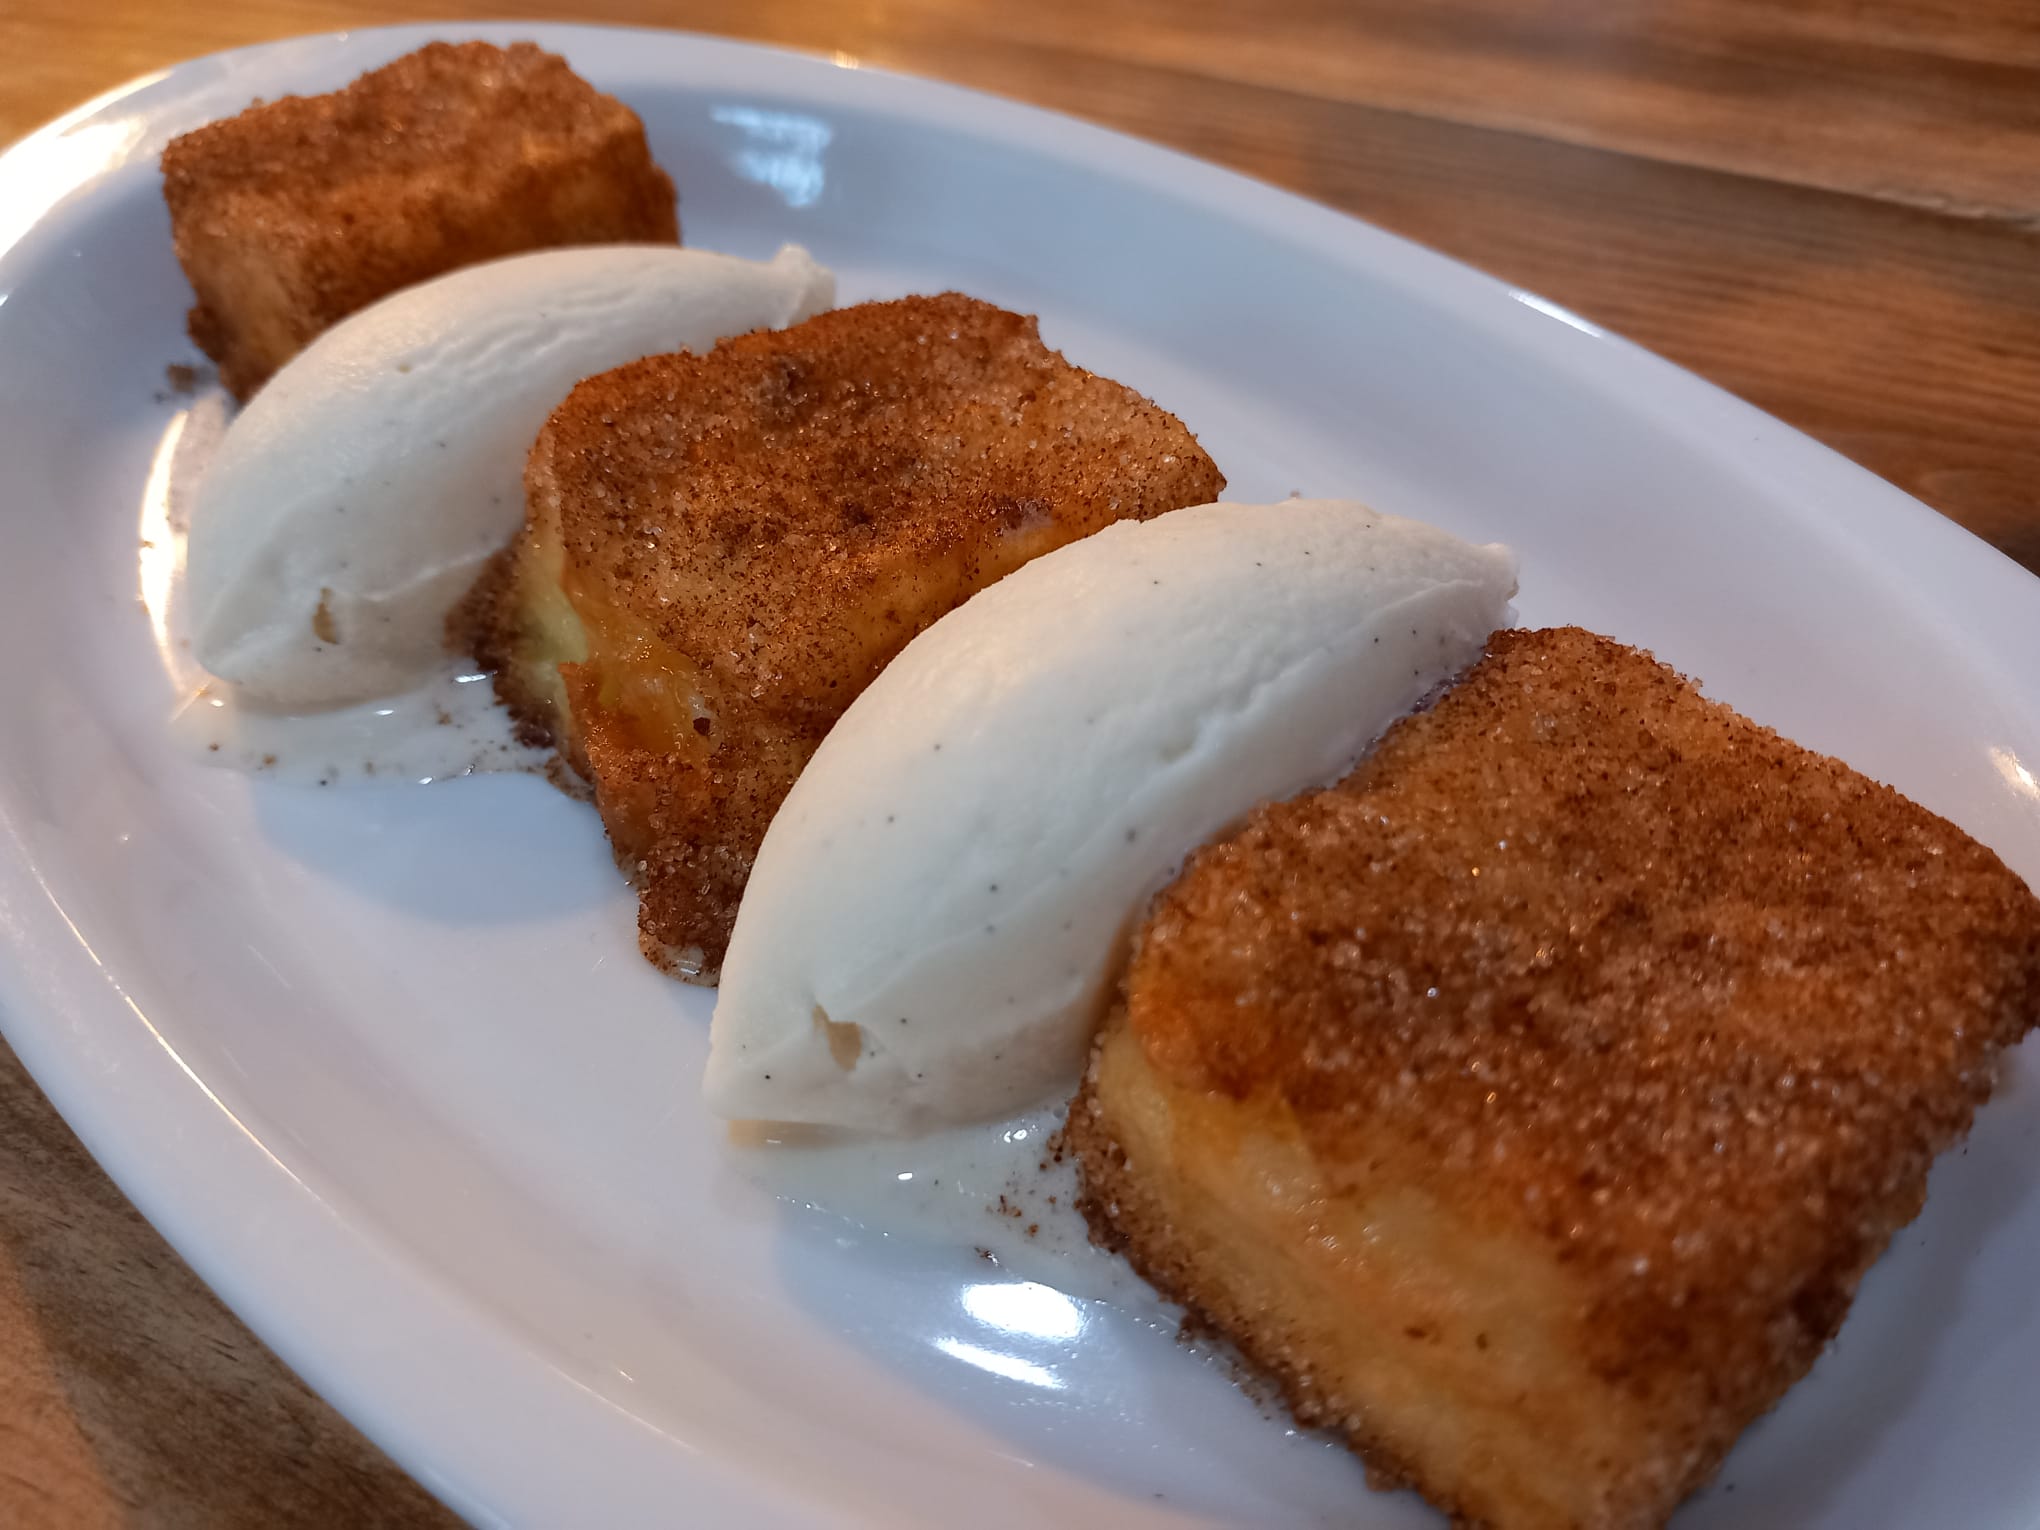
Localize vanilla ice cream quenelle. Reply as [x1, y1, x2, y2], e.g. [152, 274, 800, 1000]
[706, 500, 1517, 1133]
[186, 244, 834, 707]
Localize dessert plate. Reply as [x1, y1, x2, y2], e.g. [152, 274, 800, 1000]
[3, 22, 2039, 1528]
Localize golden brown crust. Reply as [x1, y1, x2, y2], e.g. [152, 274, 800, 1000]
[1073, 625, 2040, 1528]
[467, 293, 1224, 979]
[162, 40, 678, 399]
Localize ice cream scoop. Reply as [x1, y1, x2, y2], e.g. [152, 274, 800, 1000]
[706, 499, 1517, 1133]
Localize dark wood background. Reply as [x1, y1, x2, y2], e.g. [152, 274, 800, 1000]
[1, 2, 2036, 1524]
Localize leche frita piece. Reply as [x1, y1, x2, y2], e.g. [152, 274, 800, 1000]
[161, 41, 679, 399]
[1069, 626, 2040, 1530]
[468, 292, 1225, 982]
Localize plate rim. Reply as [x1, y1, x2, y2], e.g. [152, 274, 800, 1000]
[2, 19, 2038, 1530]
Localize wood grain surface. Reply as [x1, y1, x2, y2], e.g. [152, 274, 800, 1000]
[1, 2, 2037, 1526]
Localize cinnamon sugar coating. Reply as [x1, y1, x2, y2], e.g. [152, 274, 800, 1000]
[470, 293, 1224, 978]
[162, 41, 678, 398]
[1076, 625, 2040, 1527]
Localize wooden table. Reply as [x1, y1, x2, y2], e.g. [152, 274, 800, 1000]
[2, 3, 2037, 1525]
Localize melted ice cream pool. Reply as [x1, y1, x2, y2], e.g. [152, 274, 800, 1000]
[728, 1102, 1145, 1301]
[169, 662, 549, 786]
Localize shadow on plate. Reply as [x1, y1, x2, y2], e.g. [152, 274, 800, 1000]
[250, 769, 625, 925]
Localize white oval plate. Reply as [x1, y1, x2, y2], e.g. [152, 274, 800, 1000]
[3, 22, 2039, 1529]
